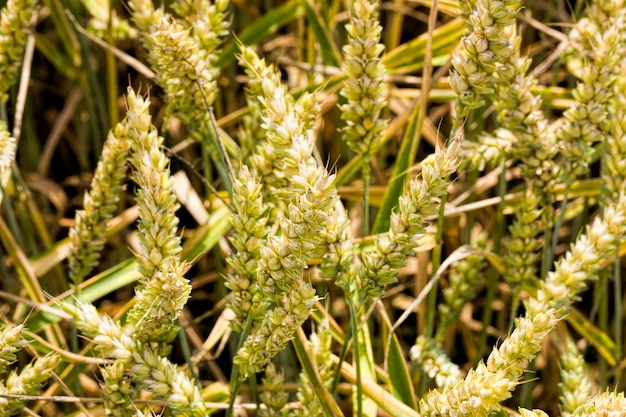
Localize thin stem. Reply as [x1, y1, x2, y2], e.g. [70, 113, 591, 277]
[614, 258, 622, 384]
[188, 61, 234, 198]
[207, 109, 235, 198]
[424, 190, 447, 338]
[226, 312, 254, 417]
[550, 180, 571, 269]
[463, 169, 479, 244]
[519, 361, 536, 407]
[540, 210, 553, 279]
[293, 328, 342, 417]
[362, 157, 371, 237]
[476, 162, 507, 364]
[105, 3, 118, 128]
[508, 292, 520, 330]
[177, 318, 199, 385]
[598, 272, 609, 387]
[349, 302, 363, 417]
[331, 323, 352, 395]
[1, 102, 7, 123]
[249, 373, 259, 408]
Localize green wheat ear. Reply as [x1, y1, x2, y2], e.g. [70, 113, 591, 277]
[570, 391, 626, 415]
[421, 197, 626, 417]
[339, 0, 388, 157]
[128, 0, 228, 127]
[62, 298, 209, 417]
[0, 0, 39, 101]
[518, 409, 549, 417]
[259, 363, 289, 417]
[229, 46, 341, 380]
[0, 0, 39, 173]
[124, 87, 191, 344]
[0, 324, 26, 374]
[224, 165, 270, 332]
[360, 140, 460, 303]
[68, 119, 131, 286]
[125, 87, 182, 279]
[559, 338, 595, 417]
[0, 352, 59, 416]
[410, 335, 461, 390]
[128, 0, 232, 194]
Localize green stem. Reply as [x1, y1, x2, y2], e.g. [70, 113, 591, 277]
[0, 102, 7, 123]
[519, 360, 535, 407]
[424, 190, 447, 339]
[476, 163, 507, 364]
[362, 157, 371, 237]
[614, 258, 622, 384]
[349, 302, 363, 417]
[331, 322, 352, 395]
[178, 318, 199, 385]
[105, 4, 118, 128]
[204, 110, 234, 198]
[463, 170, 479, 244]
[249, 373, 259, 408]
[598, 272, 609, 387]
[226, 312, 254, 417]
[549, 181, 570, 269]
[508, 291, 520, 330]
[540, 206, 554, 280]
[191, 67, 234, 199]
[293, 328, 342, 417]
[202, 141, 214, 202]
